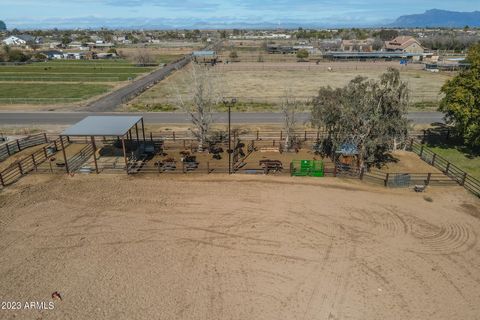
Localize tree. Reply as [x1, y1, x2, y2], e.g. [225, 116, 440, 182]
[133, 48, 155, 65]
[281, 91, 300, 151]
[296, 49, 309, 61]
[375, 29, 399, 41]
[439, 44, 480, 147]
[61, 35, 72, 46]
[7, 49, 30, 62]
[175, 65, 223, 151]
[311, 68, 409, 167]
[0, 20, 6, 31]
[372, 37, 384, 51]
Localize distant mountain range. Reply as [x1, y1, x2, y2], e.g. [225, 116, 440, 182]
[4, 9, 480, 30]
[391, 9, 480, 28]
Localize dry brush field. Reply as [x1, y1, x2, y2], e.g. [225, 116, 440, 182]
[0, 174, 479, 319]
[132, 61, 452, 111]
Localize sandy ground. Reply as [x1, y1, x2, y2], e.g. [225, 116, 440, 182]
[379, 151, 443, 173]
[0, 174, 479, 320]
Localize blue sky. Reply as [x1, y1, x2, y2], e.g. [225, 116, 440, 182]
[2, 0, 480, 28]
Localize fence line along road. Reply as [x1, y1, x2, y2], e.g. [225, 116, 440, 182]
[0, 111, 444, 126]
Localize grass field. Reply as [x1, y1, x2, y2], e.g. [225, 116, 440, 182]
[131, 62, 452, 112]
[426, 145, 480, 180]
[0, 59, 158, 107]
[0, 60, 155, 82]
[0, 83, 112, 104]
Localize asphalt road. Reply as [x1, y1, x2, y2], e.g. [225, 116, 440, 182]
[0, 111, 444, 126]
[84, 56, 191, 112]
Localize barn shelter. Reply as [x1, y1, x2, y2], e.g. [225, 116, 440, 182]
[60, 116, 146, 174]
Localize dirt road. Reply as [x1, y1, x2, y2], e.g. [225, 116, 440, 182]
[84, 56, 191, 112]
[0, 174, 479, 319]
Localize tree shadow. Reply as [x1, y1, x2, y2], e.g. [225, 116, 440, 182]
[374, 153, 399, 169]
[423, 124, 480, 157]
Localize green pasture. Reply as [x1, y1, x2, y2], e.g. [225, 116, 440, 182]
[0, 59, 155, 82]
[0, 83, 112, 104]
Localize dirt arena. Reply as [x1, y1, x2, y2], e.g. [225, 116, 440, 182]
[0, 174, 479, 319]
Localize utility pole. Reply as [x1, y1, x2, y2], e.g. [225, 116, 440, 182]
[223, 98, 237, 174]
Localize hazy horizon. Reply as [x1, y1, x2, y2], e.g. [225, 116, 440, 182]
[2, 0, 480, 29]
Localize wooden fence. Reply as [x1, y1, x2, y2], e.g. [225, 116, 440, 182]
[407, 140, 480, 197]
[363, 170, 457, 188]
[0, 133, 49, 162]
[0, 137, 69, 187]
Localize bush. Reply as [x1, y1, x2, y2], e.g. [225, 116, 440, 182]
[8, 49, 30, 62]
[296, 49, 309, 61]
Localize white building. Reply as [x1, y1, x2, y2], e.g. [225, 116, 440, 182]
[2, 35, 39, 46]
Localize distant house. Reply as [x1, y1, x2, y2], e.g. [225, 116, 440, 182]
[384, 36, 424, 54]
[2, 34, 41, 46]
[38, 50, 64, 59]
[340, 39, 373, 52]
[64, 52, 88, 60]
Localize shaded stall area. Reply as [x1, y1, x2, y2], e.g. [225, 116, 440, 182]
[59, 116, 147, 174]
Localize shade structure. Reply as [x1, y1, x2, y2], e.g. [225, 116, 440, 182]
[61, 116, 143, 137]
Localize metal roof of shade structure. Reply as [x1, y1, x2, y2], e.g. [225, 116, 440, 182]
[323, 52, 426, 59]
[61, 116, 143, 136]
[336, 143, 359, 155]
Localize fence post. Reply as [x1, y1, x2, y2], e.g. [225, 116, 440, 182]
[426, 173, 431, 185]
[18, 162, 23, 175]
[419, 145, 424, 157]
[5, 143, 10, 156]
[16, 139, 21, 151]
[43, 132, 48, 143]
[256, 130, 259, 141]
[173, 131, 176, 142]
[150, 132, 153, 143]
[384, 173, 390, 187]
[359, 167, 364, 180]
[431, 153, 436, 166]
[280, 131, 283, 141]
[53, 140, 58, 150]
[409, 138, 414, 150]
[43, 146, 48, 159]
[182, 161, 185, 174]
[0, 172, 4, 187]
[461, 172, 467, 186]
[445, 162, 450, 175]
[333, 165, 337, 177]
[273, 140, 275, 147]
[304, 130, 307, 141]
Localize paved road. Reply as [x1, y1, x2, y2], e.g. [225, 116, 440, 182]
[84, 57, 191, 112]
[0, 111, 444, 126]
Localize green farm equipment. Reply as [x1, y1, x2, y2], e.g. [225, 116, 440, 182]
[290, 160, 324, 177]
